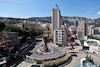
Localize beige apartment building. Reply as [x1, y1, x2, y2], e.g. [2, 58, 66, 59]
[78, 21, 87, 36]
[52, 8, 60, 34]
[88, 25, 95, 35]
[51, 8, 67, 46]
[77, 30, 84, 39]
[43, 27, 52, 38]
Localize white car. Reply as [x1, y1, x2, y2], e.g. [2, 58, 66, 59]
[68, 49, 76, 55]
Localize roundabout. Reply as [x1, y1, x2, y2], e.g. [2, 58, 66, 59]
[25, 41, 65, 62]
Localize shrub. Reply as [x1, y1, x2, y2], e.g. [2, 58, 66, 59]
[44, 54, 71, 67]
[85, 56, 91, 62]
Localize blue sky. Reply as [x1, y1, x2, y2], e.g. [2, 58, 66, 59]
[0, 0, 100, 19]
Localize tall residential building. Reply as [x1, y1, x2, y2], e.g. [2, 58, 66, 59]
[52, 8, 60, 34]
[95, 27, 100, 33]
[51, 8, 67, 46]
[94, 29, 99, 34]
[74, 20, 78, 28]
[0, 32, 20, 66]
[78, 21, 88, 36]
[0, 32, 20, 48]
[77, 30, 84, 39]
[43, 27, 52, 38]
[53, 29, 67, 46]
[88, 25, 95, 35]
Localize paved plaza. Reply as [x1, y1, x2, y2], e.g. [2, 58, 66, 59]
[64, 53, 100, 67]
[17, 61, 33, 67]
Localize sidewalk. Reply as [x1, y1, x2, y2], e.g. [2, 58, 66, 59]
[86, 50, 100, 56]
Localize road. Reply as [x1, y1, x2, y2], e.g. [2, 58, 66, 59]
[17, 41, 65, 67]
[25, 41, 65, 60]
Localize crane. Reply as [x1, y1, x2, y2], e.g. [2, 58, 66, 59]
[56, 5, 75, 49]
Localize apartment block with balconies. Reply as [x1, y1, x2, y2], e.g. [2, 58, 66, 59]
[53, 29, 67, 46]
[0, 32, 20, 48]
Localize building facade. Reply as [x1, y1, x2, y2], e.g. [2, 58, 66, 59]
[43, 27, 52, 38]
[84, 39, 100, 53]
[0, 32, 20, 66]
[74, 20, 78, 28]
[0, 32, 20, 48]
[94, 28, 99, 34]
[88, 25, 95, 35]
[77, 30, 84, 39]
[53, 29, 67, 46]
[78, 21, 88, 36]
[52, 8, 60, 34]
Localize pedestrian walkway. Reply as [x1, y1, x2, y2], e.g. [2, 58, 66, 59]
[64, 53, 100, 67]
[64, 56, 80, 67]
[17, 61, 33, 67]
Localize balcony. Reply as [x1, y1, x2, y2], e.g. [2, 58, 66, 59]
[0, 40, 12, 44]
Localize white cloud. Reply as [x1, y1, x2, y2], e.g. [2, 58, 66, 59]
[97, 11, 100, 15]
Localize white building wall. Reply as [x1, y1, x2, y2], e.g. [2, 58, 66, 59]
[84, 41, 89, 47]
[89, 46, 100, 52]
[84, 39, 100, 52]
[53, 29, 67, 46]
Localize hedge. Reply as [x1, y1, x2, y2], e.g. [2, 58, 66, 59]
[44, 54, 71, 67]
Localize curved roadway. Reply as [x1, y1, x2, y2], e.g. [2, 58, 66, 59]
[27, 41, 65, 60]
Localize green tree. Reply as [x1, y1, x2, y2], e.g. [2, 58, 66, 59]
[29, 27, 35, 38]
[22, 23, 25, 28]
[47, 32, 50, 37]
[0, 21, 6, 32]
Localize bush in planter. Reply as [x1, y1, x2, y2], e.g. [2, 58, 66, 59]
[44, 54, 71, 67]
[54, 60, 62, 66]
[44, 62, 50, 67]
[85, 56, 91, 62]
[49, 61, 56, 67]
[44, 61, 56, 67]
